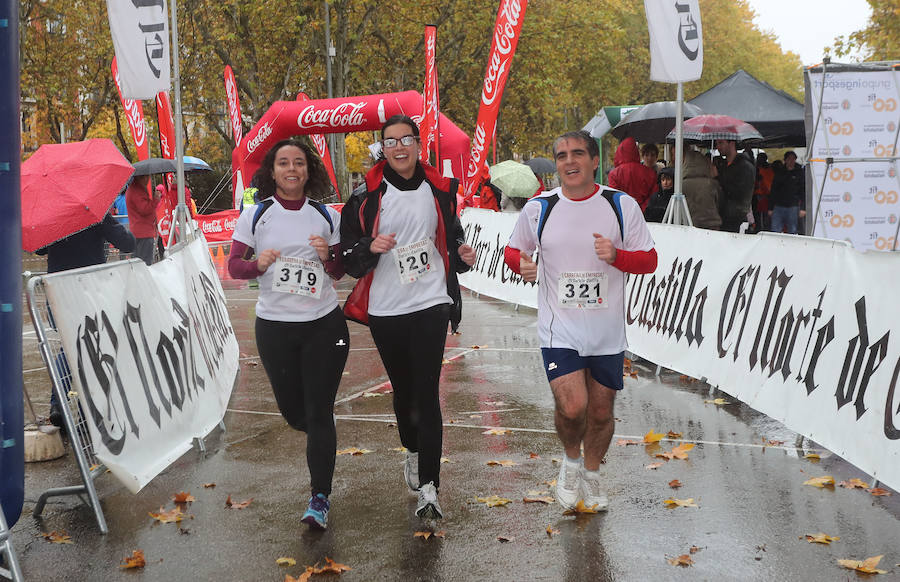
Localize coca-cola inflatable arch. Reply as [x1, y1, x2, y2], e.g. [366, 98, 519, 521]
[231, 91, 471, 205]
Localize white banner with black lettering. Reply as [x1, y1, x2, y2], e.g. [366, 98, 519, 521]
[106, 0, 171, 99]
[644, 0, 703, 83]
[44, 236, 238, 493]
[458, 209, 900, 491]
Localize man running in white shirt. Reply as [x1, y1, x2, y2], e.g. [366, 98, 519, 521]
[504, 130, 658, 510]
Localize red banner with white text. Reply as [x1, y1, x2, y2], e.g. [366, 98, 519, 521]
[464, 0, 527, 200]
[421, 24, 439, 164]
[297, 92, 341, 200]
[196, 209, 240, 243]
[112, 57, 150, 161]
[155, 92, 176, 159]
[224, 65, 243, 146]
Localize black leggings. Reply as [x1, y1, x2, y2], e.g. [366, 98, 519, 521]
[369, 304, 449, 488]
[255, 307, 349, 497]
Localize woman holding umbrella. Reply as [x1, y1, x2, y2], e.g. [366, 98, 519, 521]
[341, 115, 476, 520]
[227, 138, 347, 531]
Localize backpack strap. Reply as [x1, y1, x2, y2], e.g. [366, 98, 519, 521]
[251, 198, 275, 235]
[307, 199, 335, 234]
[536, 193, 560, 243]
[251, 198, 335, 236]
[536, 189, 625, 243]
[601, 189, 625, 240]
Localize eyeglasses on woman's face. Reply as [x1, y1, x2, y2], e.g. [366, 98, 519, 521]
[382, 135, 419, 149]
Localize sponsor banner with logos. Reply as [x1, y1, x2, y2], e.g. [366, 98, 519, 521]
[644, 0, 703, 83]
[464, 0, 528, 200]
[297, 92, 341, 198]
[458, 209, 900, 490]
[806, 69, 900, 250]
[224, 65, 243, 147]
[421, 24, 440, 164]
[155, 92, 176, 160]
[42, 236, 238, 493]
[196, 209, 240, 243]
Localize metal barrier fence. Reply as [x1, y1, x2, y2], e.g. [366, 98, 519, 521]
[0, 507, 23, 581]
[25, 274, 108, 534]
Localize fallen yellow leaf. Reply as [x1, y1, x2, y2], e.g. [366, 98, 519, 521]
[867, 487, 892, 496]
[546, 525, 560, 537]
[667, 554, 693, 567]
[486, 460, 518, 467]
[148, 506, 184, 523]
[523, 496, 555, 504]
[616, 439, 642, 446]
[224, 495, 253, 509]
[563, 500, 599, 515]
[543, 479, 557, 487]
[666, 430, 683, 439]
[838, 478, 869, 489]
[338, 447, 373, 456]
[41, 531, 73, 544]
[837, 555, 887, 574]
[645, 462, 665, 470]
[803, 453, 821, 460]
[276, 557, 297, 566]
[390, 447, 407, 452]
[414, 530, 445, 540]
[172, 491, 195, 503]
[663, 498, 698, 508]
[119, 550, 146, 569]
[804, 533, 840, 545]
[656, 443, 695, 461]
[668, 479, 683, 488]
[529, 452, 541, 459]
[803, 476, 835, 488]
[440, 457, 451, 464]
[474, 495, 512, 508]
[704, 398, 730, 405]
[643, 430, 665, 444]
[482, 428, 509, 435]
[202, 482, 216, 488]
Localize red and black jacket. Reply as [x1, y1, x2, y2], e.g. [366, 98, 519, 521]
[340, 160, 471, 330]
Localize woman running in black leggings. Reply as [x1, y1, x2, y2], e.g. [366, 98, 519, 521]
[228, 138, 347, 530]
[341, 115, 476, 519]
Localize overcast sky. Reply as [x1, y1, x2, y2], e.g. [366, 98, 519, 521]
[743, 0, 872, 66]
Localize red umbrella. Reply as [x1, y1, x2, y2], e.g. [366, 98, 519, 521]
[21, 139, 134, 252]
[666, 114, 763, 143]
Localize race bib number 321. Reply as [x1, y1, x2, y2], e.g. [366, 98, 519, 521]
[272, 256, 324, 299]
[558, 271, 608, 309]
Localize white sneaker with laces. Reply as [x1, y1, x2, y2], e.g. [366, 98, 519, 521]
[415, 481, 443, 519]
[580, 468, 609, 511]
[556, 457, 581, 510]
[404, 451, 419, 492]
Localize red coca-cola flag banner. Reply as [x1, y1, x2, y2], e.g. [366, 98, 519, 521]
[463, 0, 527, 201]
[297, 92, 341, 201]
[420, 24, 440, 165]
[196, 209, 240, 243]
[112, 56, 150, 161]
[155, 91, 176, 159]
[224, 65, 243, 146]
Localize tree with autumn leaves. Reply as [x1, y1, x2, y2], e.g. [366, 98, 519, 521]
[19, 0, 870, 206]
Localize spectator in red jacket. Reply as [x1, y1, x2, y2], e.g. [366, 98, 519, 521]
[125, 174, 162, 265]
[608, 137, 658, 211]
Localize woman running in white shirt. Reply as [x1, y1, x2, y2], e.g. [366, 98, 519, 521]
[228, 138, 347, 530]
[340, 115, 476, 520]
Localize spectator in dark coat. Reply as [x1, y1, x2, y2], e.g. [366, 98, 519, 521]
[682, 150, 722, 230]
[644, 167, 674, 223]
[608, 137, 658, 211]
[714, 139, 755, 232]
[769, 151, 805, 234]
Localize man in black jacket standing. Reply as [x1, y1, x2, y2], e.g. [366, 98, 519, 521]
[769, 151, 805, 234]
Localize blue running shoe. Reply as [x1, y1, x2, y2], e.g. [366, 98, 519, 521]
[301, 493, 330, 530]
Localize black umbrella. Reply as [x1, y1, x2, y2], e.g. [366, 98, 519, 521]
[611, 101, 704, 143]
[132, 157, 177, 176]
[524, 157, 555, 174]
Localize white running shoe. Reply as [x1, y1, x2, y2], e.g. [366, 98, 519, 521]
[580, 468, 609, 511]
[556, 457, 581, 510]
[415, 481, 443, 519]
[404, 451, 420, 492]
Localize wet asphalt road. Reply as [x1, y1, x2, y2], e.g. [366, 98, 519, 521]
[12, 279, 900, 581]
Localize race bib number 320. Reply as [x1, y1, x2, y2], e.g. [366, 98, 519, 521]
[558, 271, 608, 309]
[394, 238, 437, 285]
[272, 256, 324, 299]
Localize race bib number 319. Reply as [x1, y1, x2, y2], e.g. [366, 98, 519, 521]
[558, 271, 608, 309]
[272, 256, 324, 299]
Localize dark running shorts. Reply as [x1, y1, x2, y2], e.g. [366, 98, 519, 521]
[540, 348, 625, 390]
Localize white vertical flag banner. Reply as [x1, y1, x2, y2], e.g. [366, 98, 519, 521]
[644, 0, 703, 83]
[106, 0, 171, 99]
